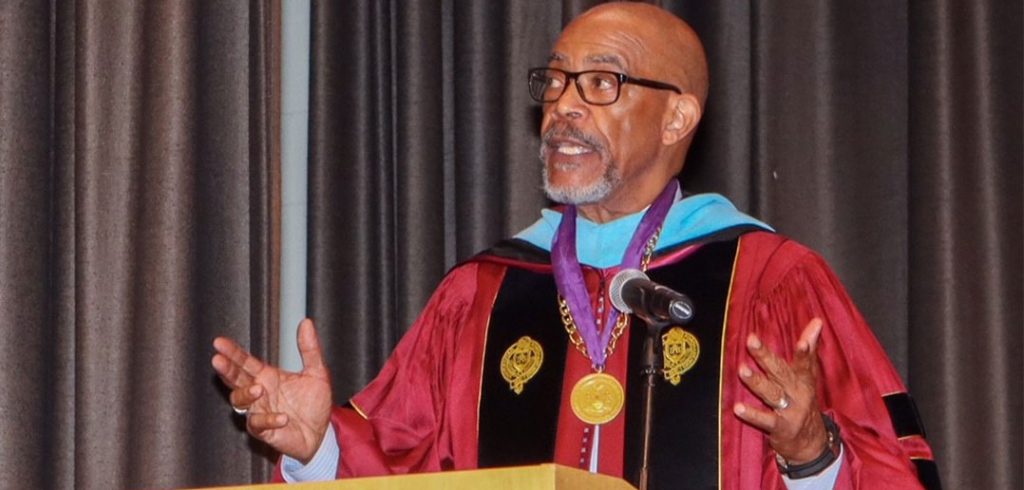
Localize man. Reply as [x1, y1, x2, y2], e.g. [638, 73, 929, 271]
[212, 3, 939, 489]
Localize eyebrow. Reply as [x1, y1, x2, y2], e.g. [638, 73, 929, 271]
[585, 54, 626, 71]
[547, 52, 628, 72]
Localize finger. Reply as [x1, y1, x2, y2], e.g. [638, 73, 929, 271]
[248, 412, 289, 434]
[211, 352, 253, 389]
[794, 318, 824, 354]
[733, 402, 779, 433]
[738, 363, 788, 408]
[212, 336, 245, 360]
[213, 336, 267, 379]
[229, 384, 264, 410]
[297, 318, 326, 373]
[791, 318, 824, 375]
[746, 334, 792, 383]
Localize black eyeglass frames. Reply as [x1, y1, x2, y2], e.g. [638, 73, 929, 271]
[527, 67, 682, 106]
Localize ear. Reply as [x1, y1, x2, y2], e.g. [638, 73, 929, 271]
[661, 93, 701, 146]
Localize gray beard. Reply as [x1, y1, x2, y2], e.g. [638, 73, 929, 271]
[540, 157, 622, 205]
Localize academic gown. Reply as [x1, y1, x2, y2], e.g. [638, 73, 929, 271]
[283, 230, 938, 489]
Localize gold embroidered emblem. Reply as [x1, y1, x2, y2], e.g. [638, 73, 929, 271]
[570, 372, 625, 425]
[662, 327, 700, 385]
[500, 336, 544, 394]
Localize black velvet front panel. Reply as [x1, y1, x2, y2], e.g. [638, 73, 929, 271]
[477, 267, 568, 468]
[623, 239, 739, 489]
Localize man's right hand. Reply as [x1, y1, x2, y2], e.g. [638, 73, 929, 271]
[212, 318, 333, 463]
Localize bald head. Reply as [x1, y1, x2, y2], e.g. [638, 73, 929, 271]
[563, 2, 709, 107]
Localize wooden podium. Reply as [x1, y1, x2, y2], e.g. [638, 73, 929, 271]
[200, 464, 636, 490]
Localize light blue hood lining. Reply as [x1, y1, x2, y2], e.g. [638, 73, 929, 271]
[513, 193, 772, 268]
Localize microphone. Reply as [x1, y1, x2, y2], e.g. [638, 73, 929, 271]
[609, 268, 694, 324]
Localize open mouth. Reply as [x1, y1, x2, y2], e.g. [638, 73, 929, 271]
[540, 125, 605, 173]
[544, 133, 601, 159]
[544, 140, 599, 172]
[554, 143, 592, 156]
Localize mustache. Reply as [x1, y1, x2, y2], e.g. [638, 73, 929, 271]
[540, 123, 605, 152]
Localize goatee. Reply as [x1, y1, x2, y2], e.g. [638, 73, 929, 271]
[539, 124, 620, 205]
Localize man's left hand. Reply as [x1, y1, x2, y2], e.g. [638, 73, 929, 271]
[733, 318, 828, 464]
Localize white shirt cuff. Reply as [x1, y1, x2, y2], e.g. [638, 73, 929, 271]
[781, 443, 844, 490]
[280, 424, 341, 482]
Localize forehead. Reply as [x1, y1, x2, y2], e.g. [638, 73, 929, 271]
[549, 16, 651, 72]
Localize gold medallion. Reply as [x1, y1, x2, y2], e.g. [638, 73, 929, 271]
[662, 327, 700, 385]
[500, 336, 544, 394]
[570, 372, 625, 424]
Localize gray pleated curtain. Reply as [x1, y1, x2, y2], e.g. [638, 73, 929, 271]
[0, 1, 278, 488]
[0, 1, 1019, 489]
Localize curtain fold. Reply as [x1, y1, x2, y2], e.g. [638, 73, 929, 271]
[908, 1, 1022, 488]
[0, 1, 279, 488]
[308, 0, 402, 398]
[307, 1, 1021, 489]
[0, 0, 57, 485]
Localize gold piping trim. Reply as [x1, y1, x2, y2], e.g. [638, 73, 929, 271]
[717, 239, 743, 490]
[880, 390, 908, 397]
[898, 434, 925, 441]
[349, 399, 369, 420]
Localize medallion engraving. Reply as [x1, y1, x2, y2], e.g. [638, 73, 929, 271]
[570, 372, 625, 424]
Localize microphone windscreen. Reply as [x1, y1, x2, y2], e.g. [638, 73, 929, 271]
[609, 268, 648, 313]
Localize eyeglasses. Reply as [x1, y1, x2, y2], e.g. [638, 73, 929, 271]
[528, 67, 682, 106]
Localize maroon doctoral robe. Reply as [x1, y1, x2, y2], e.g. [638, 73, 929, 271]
[277, 231, 938, 489]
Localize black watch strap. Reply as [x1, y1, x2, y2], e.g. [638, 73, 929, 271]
[775, 413, 843, 479]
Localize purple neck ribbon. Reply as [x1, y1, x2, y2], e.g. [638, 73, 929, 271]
[551, 181, 678, 368]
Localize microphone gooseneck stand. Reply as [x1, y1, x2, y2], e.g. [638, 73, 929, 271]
[637, 319, 670, 490]
[613, 271, 695, 489]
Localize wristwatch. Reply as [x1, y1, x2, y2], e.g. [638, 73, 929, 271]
[775, 413, 843, 479]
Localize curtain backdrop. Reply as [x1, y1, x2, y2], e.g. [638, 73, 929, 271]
[0, 1, 279, 488]
[308, 1, 1021, 489]
[0, 0, 1019, 489]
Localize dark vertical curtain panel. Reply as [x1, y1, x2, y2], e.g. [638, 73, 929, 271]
[0, 1, 279, 489]
[308, 0, 564, 397]
[908, 2, 1023, 489]
[309, 1, 1021, 488]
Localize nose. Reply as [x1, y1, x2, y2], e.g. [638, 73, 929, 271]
[550, 80, 588, 120]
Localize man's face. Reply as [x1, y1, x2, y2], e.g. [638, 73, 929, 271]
[539, 15, 670, 207]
